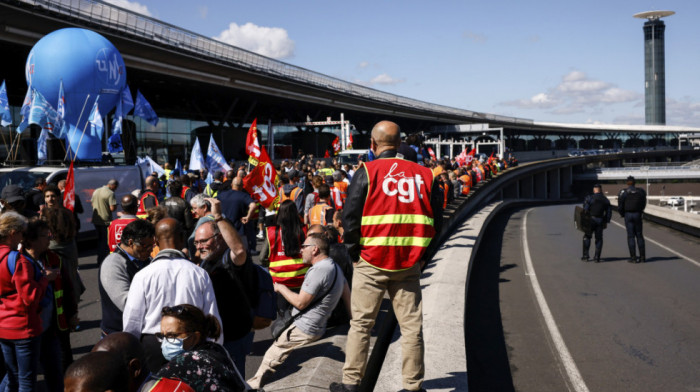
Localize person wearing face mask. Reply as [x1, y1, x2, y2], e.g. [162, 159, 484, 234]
[99, 220, 155, 336]
[155, 304, 246, 392]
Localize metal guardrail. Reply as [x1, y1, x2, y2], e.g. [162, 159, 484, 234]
[10, 0, 534, 125]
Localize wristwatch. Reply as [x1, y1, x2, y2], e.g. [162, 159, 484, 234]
[214, 214, 226, 223]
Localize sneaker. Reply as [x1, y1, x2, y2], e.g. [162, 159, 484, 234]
[256, 231, 264, 240]
[329, 382, 358, 392]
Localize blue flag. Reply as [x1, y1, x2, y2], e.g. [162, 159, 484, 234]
[112, 85, 134, 135]
[188, 137, 206, 172]
[88, 100, 104, 141]
[17, 87, 33, 133]
[173, 158, 184, 177]
[108, 132, 123, 154]
[134, 90, 158, 127]
[28, 89, 60, 134]
[37, 128, 50, 164]
[56, 80, 67, 139]
[206, 133, 232, 173]
[0, 81, 11, 127]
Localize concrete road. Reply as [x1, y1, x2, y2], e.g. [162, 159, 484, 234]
[466, 203, 700, 391]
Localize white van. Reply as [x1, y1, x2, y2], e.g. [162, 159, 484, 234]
[0, 165, 146, 238]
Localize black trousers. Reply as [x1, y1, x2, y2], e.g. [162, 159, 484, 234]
[624, 212, 645, 257]
[582, 217, 605, 258]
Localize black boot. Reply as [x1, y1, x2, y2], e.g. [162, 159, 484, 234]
[638, 250, 645, 263]
[594, 253, 601, 263]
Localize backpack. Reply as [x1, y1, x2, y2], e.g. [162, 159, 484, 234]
[251, 264, 277, 329]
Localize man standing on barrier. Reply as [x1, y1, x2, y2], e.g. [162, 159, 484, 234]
[581, 184, 612, 263]
[330, 121, 443, 392]
[618, 176, 647, 263]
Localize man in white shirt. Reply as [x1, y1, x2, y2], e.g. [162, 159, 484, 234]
[122, 217, 221, 372]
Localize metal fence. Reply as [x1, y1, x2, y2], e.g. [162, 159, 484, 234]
[12, 0, 533, 125]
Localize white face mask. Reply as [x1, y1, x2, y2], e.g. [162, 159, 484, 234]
[161, 337, 186, 361]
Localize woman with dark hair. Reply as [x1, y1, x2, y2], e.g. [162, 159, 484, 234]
[155, 304, 246, 392]
[40, 186, 82, 316]
[0, 212, 56, 392]
[21, 218, 78, 392]
[267, 200, 307, 290]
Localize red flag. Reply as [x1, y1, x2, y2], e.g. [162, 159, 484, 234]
[332, 136, 341, 155]
[243, 161, 280, 210]
[324, 149, 330, 158]
[455, 149, 468, 167]
[347, 132, 354, 149]
[427, 147, 436, 160]
[488, 151, 494, 163]
[465, 148, 476, 166]
[245, 119, 271, 166]
[63, 161, 75, 212]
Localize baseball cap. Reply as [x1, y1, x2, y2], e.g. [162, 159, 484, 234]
[1, 185, 25, 203]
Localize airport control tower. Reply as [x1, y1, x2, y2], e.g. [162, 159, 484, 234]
[634, 10, 674, 125]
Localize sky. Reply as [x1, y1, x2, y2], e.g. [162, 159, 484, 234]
[104, 0, 700, 127]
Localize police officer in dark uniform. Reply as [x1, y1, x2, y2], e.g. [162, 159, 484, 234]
[618, 176, 647, 263]
[582, 184, 612, 262]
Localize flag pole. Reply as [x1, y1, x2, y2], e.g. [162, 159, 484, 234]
[12, 129, 22, 162]
[64, 94, 91, 161]
[73, 95, 100, 163]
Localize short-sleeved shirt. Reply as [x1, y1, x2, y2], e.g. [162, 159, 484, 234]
[92, 185, 117, 226]
[216, 189, 254, 235]
[293, 257, 344, 337]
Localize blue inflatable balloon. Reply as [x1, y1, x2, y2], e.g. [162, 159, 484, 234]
[26, 28, 126, 161]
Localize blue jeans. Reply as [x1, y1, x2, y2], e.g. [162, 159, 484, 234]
[0, 336, 41, 392]
[223, 331, 254, 376]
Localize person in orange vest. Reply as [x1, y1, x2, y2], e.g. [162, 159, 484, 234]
[267, 200, 308, 290]
[332, 170, 348, 207]
[308, 184, 335, 227]
[331, 121, 443, 392]
[278, 170, 304, 215]
[136, 176, 160, 219]
[108, 194, 139, 253]
[459, 167, 472, 195]
[303, 175, 324, 225]
[179, 174, 197, 205]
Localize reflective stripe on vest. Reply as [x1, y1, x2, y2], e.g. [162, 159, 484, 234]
[359, 158, 435, 271]
[267, 226, 307, 288]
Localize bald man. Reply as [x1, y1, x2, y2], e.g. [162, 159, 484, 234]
[136, 176, 160, 218]
[108, 194, 139, 252]
[122, 218, 221, 372]
[331, 121, 443, 392]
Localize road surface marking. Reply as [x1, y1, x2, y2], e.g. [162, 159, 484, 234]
[610, 220, 700, 268]
[522, 209, 590, 392]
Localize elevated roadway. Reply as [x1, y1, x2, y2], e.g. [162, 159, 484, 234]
[468, 203, 700, 391]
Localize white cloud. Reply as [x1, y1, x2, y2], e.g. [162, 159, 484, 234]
[103, 0, 152, 16]
[214, 22, 295, 59]
[500, 70, 642, 116]
[358, 61, 369, 69]
[666, 98, 700, 126]
[368, 73, 405, 86]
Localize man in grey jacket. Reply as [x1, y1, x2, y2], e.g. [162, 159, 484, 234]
[99, 219, 155, 336]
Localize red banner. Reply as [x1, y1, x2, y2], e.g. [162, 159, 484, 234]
[347, 132, 353, 149]
[427, 147, 436, 161]
[245, 118, 271, 166]
[243, 161, 280, 210]
[63, 161, 75, 212]
[332, 136, 341, 155]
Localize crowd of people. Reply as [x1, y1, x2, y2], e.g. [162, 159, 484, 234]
[0, 126, 511, 391]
